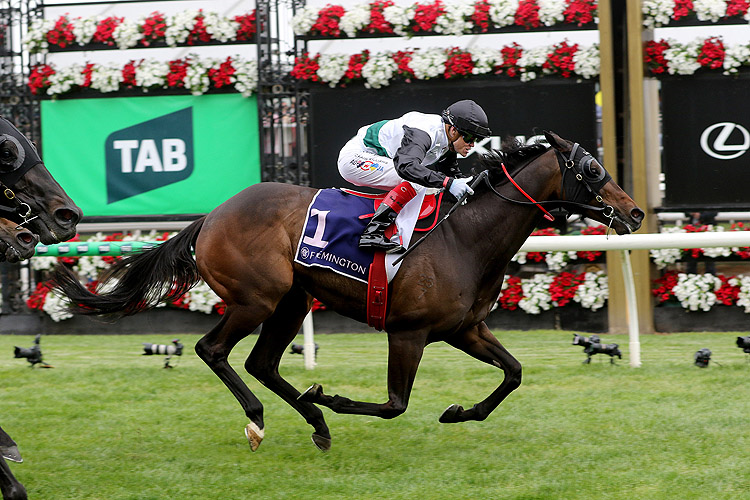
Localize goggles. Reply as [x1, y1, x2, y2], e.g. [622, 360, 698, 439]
[458, 130, 484, 144]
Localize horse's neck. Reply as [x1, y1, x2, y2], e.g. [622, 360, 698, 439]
[460, 196, 542, 266]
[452, 161, 558, 275]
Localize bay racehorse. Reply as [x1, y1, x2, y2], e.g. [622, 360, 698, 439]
[0, 218, 37, 263]
[52, 131, 643, 452]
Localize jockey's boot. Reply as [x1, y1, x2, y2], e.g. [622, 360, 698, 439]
[359, 181, 417, 253]
[359, 203, 401, 253]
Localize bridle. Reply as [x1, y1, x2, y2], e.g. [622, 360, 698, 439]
[557, 142, 615, 219]
[0, 183, 36, 228]
[0, 117, 42, 228]
[481, 142, 617, 227]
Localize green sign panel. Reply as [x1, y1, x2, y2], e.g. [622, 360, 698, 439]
[41, 94, 260, 217]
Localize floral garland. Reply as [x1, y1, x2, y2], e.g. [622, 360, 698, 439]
[643, 36, 750, 76]
[647, 223, 750, 313]
[291, 41, 599, 88]
[652, 270, 750, 312]
[502, 270, 609, 314]
[28, 55, 258, 97]
[642, 0, 750, 28]
[513, 225, 607, 271]
[292, 0, 598, 38]
[25, 10, 257, 54]
[649, 222, 750, 268]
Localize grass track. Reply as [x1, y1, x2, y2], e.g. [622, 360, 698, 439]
[3, 330, 750, 499]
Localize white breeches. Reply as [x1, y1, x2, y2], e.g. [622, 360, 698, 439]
[337, 138, 406, 191]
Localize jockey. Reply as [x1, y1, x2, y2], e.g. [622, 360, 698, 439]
[337, 99, 492, 253]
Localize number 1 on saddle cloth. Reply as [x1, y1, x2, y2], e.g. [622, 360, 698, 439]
[294, 187, 428, 284]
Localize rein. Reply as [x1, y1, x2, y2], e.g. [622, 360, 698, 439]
[500, 163, 555, 221]
[395, 142, 620, 265]
[484, 143, 617, 224]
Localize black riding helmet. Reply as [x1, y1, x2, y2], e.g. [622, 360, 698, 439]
[441, 100, 491, 140]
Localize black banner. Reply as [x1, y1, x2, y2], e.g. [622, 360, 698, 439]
[308, 78, 597, 190]
[662, 76, 750, 210]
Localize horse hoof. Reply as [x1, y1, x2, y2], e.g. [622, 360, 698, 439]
[298, 383, 323, 403]
[244, 422, 265, 452]
[439, 404, 462, 424]
[311, 433, 332, 451]
[1, 444, 22, 463]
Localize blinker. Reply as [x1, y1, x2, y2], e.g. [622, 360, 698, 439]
[558, 143, 613, 206]
[581, 157, 607, 184]
[0, 134, 27, 173]
[572, 146, 611, 193]
[0, 116, 43, 186]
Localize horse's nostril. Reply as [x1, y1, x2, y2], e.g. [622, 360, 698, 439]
[55, 207, 81, 225]
[17, 232, 34, 245]
[631, 208, 645, 222]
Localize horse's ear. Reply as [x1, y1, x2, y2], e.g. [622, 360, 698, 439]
[543, 130, 566, 151]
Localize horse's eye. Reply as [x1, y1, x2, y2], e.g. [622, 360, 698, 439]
[0, 147, 14, 163]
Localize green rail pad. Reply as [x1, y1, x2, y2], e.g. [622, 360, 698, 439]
[34, 241, 163, 257]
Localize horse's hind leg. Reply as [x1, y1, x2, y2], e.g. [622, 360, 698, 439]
[0, 456, 27, 500]
[245, 285, 332, 451]
[439, 321, 522, 424]
[195, 308, 269, 451]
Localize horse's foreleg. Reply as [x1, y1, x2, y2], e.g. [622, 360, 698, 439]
[195, 308, 268, 451]
[245, 286, 331, 451]
[0, 427, 21, 464]
[0, 456, 27, 500]
[299, 331, 427, 419]
[439, 321, 522, 424]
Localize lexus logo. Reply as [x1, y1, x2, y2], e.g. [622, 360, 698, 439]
[700, 122, 750, 160]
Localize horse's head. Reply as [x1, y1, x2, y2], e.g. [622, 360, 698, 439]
[0, 217, 39, 262]
[0, 117, 82, 244]
[544, 131, 643, 235]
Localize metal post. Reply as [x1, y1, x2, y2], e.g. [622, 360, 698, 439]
[620, 249, 641, 367]
[302, 311, 316, 370]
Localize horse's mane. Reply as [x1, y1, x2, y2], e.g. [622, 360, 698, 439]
[476, 137, 550, 189]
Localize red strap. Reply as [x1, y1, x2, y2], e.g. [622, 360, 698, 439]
[367, 251, 388, 331]
[501, 163, 555, 221]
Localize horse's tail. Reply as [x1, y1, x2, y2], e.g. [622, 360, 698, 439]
[51, 217, 206, 318]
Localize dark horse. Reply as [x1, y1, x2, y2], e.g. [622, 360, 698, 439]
[1, 115, 83, 500]
[0, 427, 25, 500]
[52, 131, 643, 452]
[0, 115, 82, 244]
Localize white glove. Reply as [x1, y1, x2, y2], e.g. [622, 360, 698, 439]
[448, 176, 474, 200]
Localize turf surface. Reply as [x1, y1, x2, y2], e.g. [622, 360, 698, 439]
[3, 330, 750, 499]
